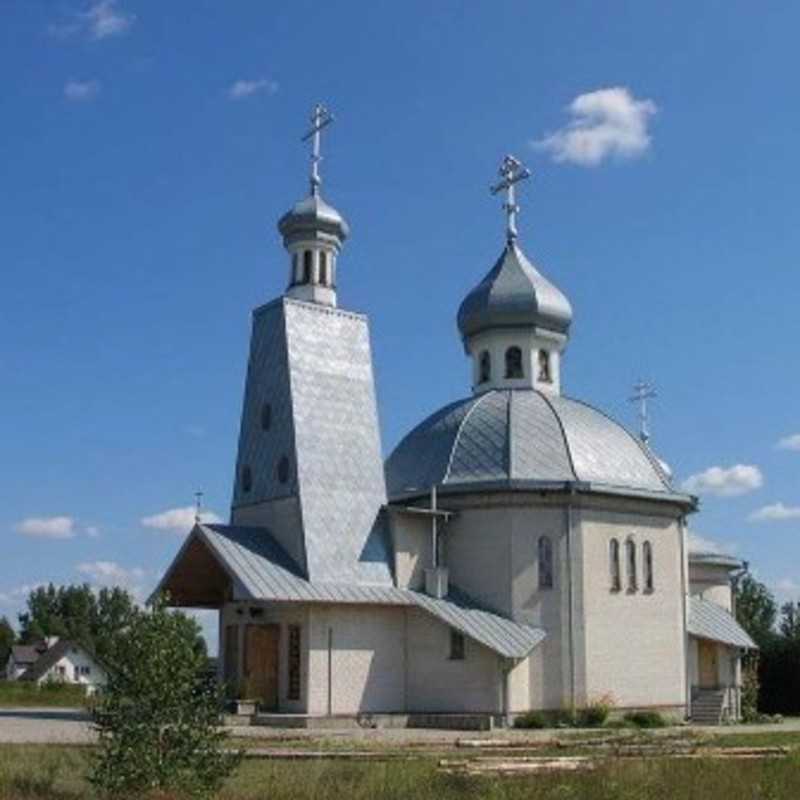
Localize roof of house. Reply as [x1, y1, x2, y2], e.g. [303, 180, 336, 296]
[688, 596, 757, 650]
[18, 639, 100, 683]
[158, 523, 546, 660]
[9, 645, 42, 665]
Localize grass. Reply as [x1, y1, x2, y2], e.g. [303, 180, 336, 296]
[0, 682, 88, 709]
[2, 742, 800, 800]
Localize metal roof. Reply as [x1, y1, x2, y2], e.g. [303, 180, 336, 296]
[688, 596, 757, 650]
[689, 552, 744, 570]
[386, 388, 679, 500]
[162, 524, 545, 660]
[457, 242, 572, 343]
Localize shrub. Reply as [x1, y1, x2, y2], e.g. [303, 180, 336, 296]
[88, 597, 241, 798]
[513, 710, 548, 729]
[577, 694, 614, 728]
[623, 710, 668, 729]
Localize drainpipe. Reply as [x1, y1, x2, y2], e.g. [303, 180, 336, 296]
[678, 515, 690, 720]
[327, 627, 333, 717]
[565, 484, 577, 714]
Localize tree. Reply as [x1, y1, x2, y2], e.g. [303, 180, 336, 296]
[0, 616, 15, 667]
[779, 602, 800, 642]
[89, 597, 239, 798]
[735, 574, 777, 648]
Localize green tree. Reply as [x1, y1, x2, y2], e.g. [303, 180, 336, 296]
[0, 616, 15, 667]
[779, 601, 800, 641]
[89, 597, 238, 798]
[735, 574, 777, 648]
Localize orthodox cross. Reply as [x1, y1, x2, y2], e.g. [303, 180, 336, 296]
[629, 380, 657, 444]
[194, 490, 204, 523]
[302, 103, 334, 196]
[490, 154, 531, 243]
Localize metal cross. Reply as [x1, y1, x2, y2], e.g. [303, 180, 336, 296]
[629, 380, 657, 444]
[301, 103, 334, 196]
[490, 154, 532, 243]
[194, 490, 204, 523]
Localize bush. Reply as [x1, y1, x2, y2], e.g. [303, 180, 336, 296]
[513, 710, 548, 729]
[577, 695, 614, 728]
[88, 597, 241, 798]
[623, 711, 668, 729]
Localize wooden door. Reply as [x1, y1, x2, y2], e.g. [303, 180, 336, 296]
[244, 624, 280, 710]
[699, 639, 718, 689]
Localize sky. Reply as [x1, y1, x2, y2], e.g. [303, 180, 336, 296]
[2, 1, 799, 653]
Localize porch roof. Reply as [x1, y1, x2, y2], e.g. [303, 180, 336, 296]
[155, 523, 545, 660]
[688, 596, 757, 650]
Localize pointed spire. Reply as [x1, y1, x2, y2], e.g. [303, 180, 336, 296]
[490, 154, 531, 243]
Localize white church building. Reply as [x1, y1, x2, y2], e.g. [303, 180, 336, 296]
[157, 106, 755, 726]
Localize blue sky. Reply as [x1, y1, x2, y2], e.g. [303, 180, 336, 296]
[2, 1, 799, 651]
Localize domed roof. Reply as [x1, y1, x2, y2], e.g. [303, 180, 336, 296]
[278, 192, 350, 247]
[457, 243, 572, 342]
[385, 389, 675, 500]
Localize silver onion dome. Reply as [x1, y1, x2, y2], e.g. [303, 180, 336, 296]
[457, 242, 573, 344]
[278, 193, 350, 250]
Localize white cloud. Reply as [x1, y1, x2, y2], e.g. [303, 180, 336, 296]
[687, 531, 737, 555]
[16, 516, 75, 539]
[141, 506, 221, 534]
[49, 1, 135, 41]
[85, 526, 100, 538]
[681, 464, 763, 498]
[76, 561, 146, 586]
[228, 78, 279, 100]
[749, 502, 800, 522]
[0, 583, 46, 608]
[64, 79, 101, 102]
[777, 434, 800, 451]
[534, 87, 657, 167]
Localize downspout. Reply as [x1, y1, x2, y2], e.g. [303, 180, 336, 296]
[678, 515, 690, 720]
[565, 483, 577, 714]
[327, 627, 333, 717]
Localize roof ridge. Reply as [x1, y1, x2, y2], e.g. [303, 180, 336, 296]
[536, 391, 579, 481]
[442, 392, 492, 484]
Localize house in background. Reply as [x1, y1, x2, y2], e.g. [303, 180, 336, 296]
[3, 637, 106, 694]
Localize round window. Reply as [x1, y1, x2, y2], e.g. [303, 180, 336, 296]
[261, 403, 272, 431]
[241, 465, 252, 493]
[277, 455, 290, 484]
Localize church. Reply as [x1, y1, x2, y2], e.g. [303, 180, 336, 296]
[157, 105, 755, 727]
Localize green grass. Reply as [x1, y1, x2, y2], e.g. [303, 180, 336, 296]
[0, 682, 88, 709]
[1, 744, 800, 800]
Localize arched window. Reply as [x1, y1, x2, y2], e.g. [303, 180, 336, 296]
[538, 535, 554, 590]
[241, 465, 252, 494]
[609, 538, 621, 592]
[479, 351, 491, 383]
[260, 403, 272, 431]
[505, 346, 523, 379]
[626, 539, 637, 592]
[319, 251, 328, 286]
[303, 250, 313, 283]
[538, 350, 552, 383]
[292, 253, 299, 284]
[643, 541, 654, 592]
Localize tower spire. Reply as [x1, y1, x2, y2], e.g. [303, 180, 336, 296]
[302, 103, 334, 197]
[629, 380, 657, 444]
[490, 154, 531, 243]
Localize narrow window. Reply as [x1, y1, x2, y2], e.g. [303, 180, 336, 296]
[277, 455, 290, 484]
[626, 539, 637, 592]
[449, 629, 465, 660]
[609, 539, 621, 592]
[303, 250, 313, 283]
[643, 541, 654, 592]
[241, 465, 252, 493]
[260, 403, 272, 431]
[287, 624, 301, 700]
[538, 350, 552, 383]
[538, 535, 554, 589]
[292, 253, 299, 284]
[479, 351, 491, 383]
[319, 251, 328, 286]
[505, 346, 523, 379]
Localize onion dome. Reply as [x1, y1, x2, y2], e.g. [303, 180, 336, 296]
[457, 241, 572, 344]
[278, 193, 349, 250]
[385, 389, 679, 500]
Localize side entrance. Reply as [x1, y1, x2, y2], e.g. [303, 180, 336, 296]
[244, 624, 280, 710]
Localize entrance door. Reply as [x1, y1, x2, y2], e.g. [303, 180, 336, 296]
[244, 624, 280, 710]
[699, 639, 719, 689]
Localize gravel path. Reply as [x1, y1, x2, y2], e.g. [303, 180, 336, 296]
[1, 708, 798, 747]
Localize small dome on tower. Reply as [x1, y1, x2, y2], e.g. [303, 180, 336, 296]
[278, 193, 350, 249]
[457, 241, 572, 342]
